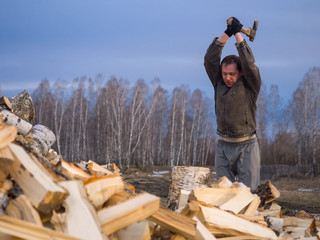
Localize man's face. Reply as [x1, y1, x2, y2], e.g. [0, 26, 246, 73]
[221, 63, 243, 88]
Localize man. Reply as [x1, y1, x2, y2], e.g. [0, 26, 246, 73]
[204, 17, 261, 191]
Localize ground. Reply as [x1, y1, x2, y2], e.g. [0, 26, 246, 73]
[122, 166, 320, 216]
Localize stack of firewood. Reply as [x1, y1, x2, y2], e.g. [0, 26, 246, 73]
[0, 91, 319, 240]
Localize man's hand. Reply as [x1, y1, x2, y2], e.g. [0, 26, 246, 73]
[227, 17, 243, 36]
[224, 25, 233, 37]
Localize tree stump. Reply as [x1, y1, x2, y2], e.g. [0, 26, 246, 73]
[8, 90, 35, 122]
[166, 166, 210, 210]
[25, 124, 56, 156]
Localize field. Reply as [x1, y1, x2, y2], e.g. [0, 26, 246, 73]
[122, 166, 320, 216]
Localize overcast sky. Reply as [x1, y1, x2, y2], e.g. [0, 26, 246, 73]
[1, 1, 320, 102]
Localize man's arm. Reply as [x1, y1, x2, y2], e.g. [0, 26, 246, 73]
[204, 35, 226, 88]
[236, 37, 261, 95]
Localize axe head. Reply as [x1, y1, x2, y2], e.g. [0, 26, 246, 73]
[249, 19, 259, 42]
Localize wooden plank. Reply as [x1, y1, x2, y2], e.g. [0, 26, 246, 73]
[98, 192, 160, 236]
[198, 204, 277, 239]
[56, 180, 106, 240]
[148, 206, 197, 240]
[189, 187, 243, 207]
[6, 143, 67, 214]
[0, 215, 82, 240]
[219, 188, 255, 214]
[84, 174, 124, 208]
[116, 221, 150, 240]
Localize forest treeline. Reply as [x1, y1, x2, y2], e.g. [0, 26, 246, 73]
[30, 67, 320, 176]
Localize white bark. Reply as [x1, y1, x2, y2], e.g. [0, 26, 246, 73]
[0, 109, 32, 136]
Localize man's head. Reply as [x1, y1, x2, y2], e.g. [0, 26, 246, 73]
[221, 55, 243, 88]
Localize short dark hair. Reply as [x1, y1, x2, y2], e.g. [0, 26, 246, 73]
[221, 55, 242, 72]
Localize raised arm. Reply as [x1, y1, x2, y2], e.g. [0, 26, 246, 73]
[236, 36, 261, 95]
[204, 36, 225, 88]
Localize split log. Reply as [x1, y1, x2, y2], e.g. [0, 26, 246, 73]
[265, 216, 284, 235]
[282, 215, 317, 236]
[0, 146, 15, 182]
[116, 221, 150, 240]
[0, 179, 13, 215]
[254, 180, 280, 206]
[25, 124, 56, 156]
[278, 227, 314, 239]
[0, 119, 17, 149]
[4, 143, 67, 214]
[219, 188, 255, 214]
[0, 96, 12, 110]
[215, 236, 271, 240]
[193, 217, 217, 240]
[197, 204, 277, 239]
[103, 190, 134, 208]
[54, 180, 107, 240]
[6, 194, 42, 226]
[98, 192, 160, 236]
[148, 206, 197, 240]
[180, 200, 200, 218]
[259, 202, 282, 218]
[84, 175, 124, 209]
[215, 176, 233, 188]
[8, 90, 35, 122]
[167, 166, 210, 210]
[0, 109, 32, 136]
[0, 214, 82, 240]
[87, 160, 114, 176]
[56, 159, 91, 181]
[177, 189, 191, 210]
[189, 187, 243, 207]
[241, 194, 261, 215]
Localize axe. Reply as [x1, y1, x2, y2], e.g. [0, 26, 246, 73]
[227, 18, 259, 42]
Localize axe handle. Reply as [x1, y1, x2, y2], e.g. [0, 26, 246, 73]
[240, 28, 251, 37]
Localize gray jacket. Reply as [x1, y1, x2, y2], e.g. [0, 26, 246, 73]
[204, 38, 261, 138]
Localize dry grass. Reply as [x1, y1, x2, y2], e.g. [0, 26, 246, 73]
[272, 177, 320, 213]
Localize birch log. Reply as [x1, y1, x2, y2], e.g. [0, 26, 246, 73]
[0, 96, 12, 110]
[25, 124, 56, 156]
[0, 109, 32, 136]
[166, 166, 210, 210]
[8, 90, 35, 122]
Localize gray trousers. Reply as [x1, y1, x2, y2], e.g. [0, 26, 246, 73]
[215, 138, 261, 191]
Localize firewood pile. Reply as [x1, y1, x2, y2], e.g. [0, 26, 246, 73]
[0, 91, 319, 240]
